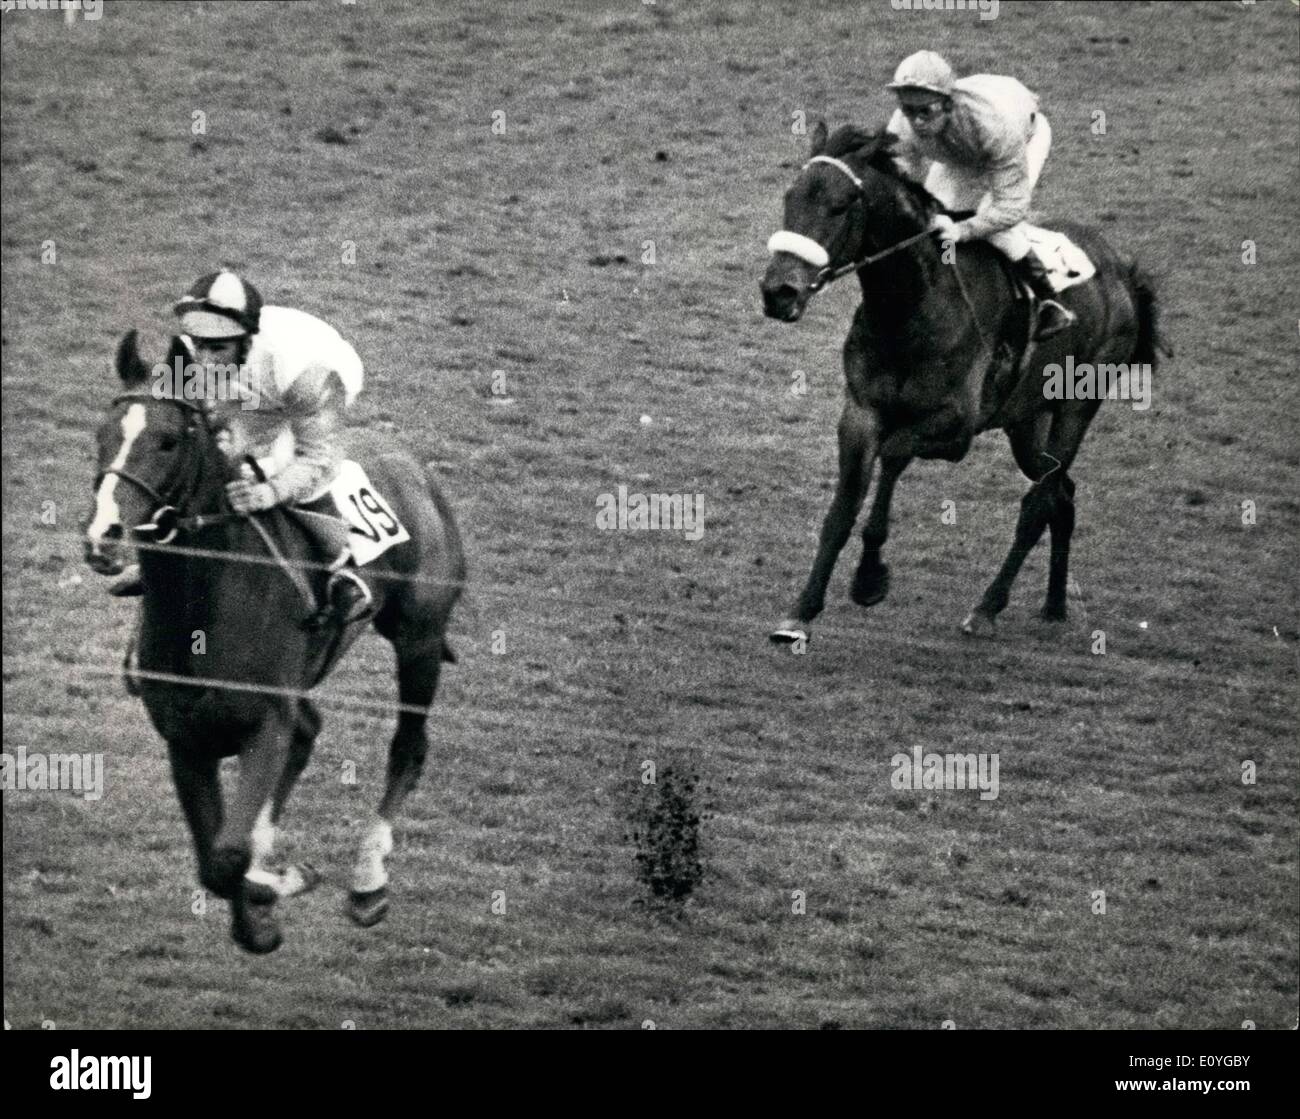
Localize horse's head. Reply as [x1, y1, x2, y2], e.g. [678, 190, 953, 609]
[761, 122, 937, 322]
[84, 331, 216, 576]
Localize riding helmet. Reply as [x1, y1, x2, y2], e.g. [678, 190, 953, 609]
[174, 269, 263, 338]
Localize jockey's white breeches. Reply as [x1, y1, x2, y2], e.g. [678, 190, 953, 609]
[925, 113, 1052, 261]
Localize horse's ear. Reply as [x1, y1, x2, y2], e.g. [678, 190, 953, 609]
[809, 120, 828, 158]
[115, 329, 148, 386]
[165, 334, 193, 368]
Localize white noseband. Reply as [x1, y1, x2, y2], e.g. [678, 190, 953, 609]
[766, 230, 829, 269]
[767, 155, 866, 268]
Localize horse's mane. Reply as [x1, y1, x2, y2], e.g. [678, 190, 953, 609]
[823, 125, 941, 217]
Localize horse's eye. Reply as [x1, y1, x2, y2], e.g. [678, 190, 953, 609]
[159, 435, 180, 452]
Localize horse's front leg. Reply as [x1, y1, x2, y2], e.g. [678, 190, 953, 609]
[771, 400, 879, 644]
[850, 454, 911, 607]
[167, 745, 225, 895]
[213, 703, 293, 953]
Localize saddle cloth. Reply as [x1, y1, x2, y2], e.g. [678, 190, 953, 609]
[327, 460, 410, 566]
[1022, 225, 1096, 293]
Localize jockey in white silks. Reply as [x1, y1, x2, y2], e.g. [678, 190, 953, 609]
[885, 50, 1077, 341]
[112, 269, 372, 628]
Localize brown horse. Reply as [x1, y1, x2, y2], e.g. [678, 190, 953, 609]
[760, 123, 1167, 643]
[84, 331, 465, 952]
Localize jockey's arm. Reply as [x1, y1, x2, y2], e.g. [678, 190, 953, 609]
[962, 147, 1031, 241]
[266, 366, 346, 506]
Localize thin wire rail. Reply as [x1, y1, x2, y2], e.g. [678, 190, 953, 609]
[20, 526, 468, 591]
[9, 520, 1102, 647]
[5, 663, 723, 754]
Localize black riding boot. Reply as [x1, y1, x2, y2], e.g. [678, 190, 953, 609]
[305, 555, 373, 631]
[1016, 251, 1077, 341]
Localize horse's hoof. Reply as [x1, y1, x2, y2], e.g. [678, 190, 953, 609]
[769, 621, 809, 646]
[1039, 604, 1068, 623]
[348, 886, 390, 927]
[961, 610, 996, 638]
[850, 564, 890, 607]
[232, 881, 283, 954]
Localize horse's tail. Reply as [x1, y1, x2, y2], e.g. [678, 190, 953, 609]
[1128, 264, 1172, 372]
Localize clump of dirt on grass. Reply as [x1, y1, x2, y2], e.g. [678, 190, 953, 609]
[629, 764, 706, 906]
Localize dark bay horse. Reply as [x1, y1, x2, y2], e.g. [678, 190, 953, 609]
[84, 331, 465, 952]
[760, 123, 1167, 644]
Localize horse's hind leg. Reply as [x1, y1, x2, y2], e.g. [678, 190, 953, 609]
[851, 455, 910, 607]
[1041, 474, 1076, 622]
[349, 641, 442, 927]
[963, 404, 1096, 635]
[247, 700, 324, 900]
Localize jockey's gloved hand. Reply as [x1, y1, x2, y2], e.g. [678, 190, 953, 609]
[930, 214, 967, 243]
[226, 478, 277, 514]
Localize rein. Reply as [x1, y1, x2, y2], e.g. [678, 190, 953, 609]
[809, 228, 937, 293]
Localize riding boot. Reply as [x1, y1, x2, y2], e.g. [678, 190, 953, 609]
[1016, 250, 1077, 340]
[109, 563, 145, 597]
[305, 553, 373, 631]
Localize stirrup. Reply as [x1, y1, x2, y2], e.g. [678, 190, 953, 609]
[1033, 299, 1076, 341]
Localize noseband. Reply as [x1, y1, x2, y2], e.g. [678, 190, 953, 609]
[768, 154, 936, 293]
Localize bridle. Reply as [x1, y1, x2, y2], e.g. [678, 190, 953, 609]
[796, 155, 937, 294]
[96, 393, 239, 543]
[96, 391, 318, 610]
[773, 154, 990, 346]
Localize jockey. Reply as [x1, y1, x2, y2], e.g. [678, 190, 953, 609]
[885, 50, 1077, 341]
[111, 269, 371, 629]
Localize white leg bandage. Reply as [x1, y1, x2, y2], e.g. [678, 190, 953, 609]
[245, 802, 280, 888]
[352, 819, 393, 893]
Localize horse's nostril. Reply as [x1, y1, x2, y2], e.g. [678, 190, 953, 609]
[104, 524, 123, 542]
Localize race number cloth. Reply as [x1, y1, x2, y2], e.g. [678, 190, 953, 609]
[1023, 226, 1096, 292]
[328, 460, 410, 565]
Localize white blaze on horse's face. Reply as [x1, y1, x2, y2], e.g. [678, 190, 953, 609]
[87, 403, 147, 545]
